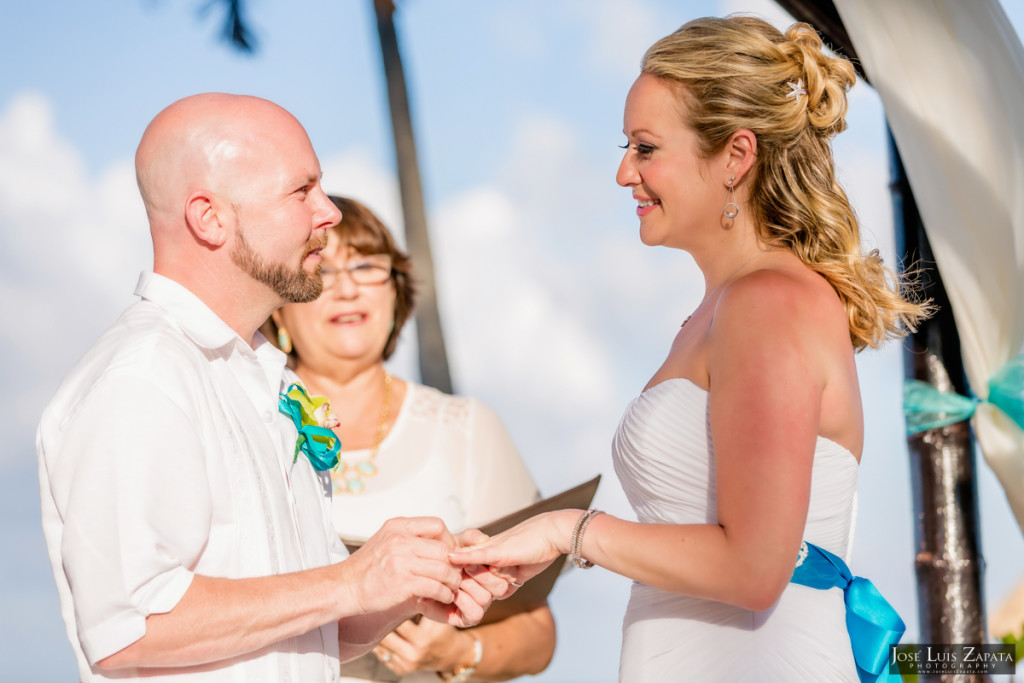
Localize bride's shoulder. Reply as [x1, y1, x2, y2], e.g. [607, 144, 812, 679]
[713, 262, 846, 346]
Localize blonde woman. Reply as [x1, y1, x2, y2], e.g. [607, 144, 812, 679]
[452, 16, 929, 682]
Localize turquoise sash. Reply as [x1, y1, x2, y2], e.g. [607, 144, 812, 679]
[278, 386, 341, 471]
[790, 541, 905, 682]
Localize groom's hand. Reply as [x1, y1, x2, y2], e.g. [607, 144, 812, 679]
[341, 517, 462, 618]
[418, 528, 512, 627]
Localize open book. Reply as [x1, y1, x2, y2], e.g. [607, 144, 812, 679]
[338, 474, 601, 680]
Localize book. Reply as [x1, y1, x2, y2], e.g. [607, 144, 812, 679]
[338, 474, 602, 680]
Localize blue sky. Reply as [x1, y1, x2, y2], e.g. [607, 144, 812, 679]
[2, 1, 1023, 681]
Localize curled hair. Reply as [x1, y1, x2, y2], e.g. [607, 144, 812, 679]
[641, 15, 931, 349]
[264, 196, 416, 360]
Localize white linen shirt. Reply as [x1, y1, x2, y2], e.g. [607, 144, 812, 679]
[37, 272, 347, 682]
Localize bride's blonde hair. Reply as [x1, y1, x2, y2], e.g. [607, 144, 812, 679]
[641, 15, 931, 350]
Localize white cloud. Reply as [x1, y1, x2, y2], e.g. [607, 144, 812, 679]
[0, 93, 149, 467]
[433, 188, 617, 414]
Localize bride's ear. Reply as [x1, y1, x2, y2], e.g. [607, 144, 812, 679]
[723, 129, 757, 184]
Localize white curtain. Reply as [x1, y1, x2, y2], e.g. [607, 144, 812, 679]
[833, 0, 1024, 531]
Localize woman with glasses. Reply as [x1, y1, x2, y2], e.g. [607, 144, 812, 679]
[264, 195, 555, 683]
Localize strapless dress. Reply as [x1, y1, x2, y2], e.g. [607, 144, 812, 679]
[612, 378, 859, 682]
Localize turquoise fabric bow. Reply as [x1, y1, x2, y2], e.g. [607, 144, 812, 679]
[278, 384, 340, 471]
[904, 353, 1024, 435]
[790, 541, 905, 682]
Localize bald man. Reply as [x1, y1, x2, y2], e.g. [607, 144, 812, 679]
[37, 94, 505, 682]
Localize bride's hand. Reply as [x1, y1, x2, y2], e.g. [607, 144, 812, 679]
[448, 510, 580, 587]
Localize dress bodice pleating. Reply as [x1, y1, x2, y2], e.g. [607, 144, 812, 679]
[612, 378, 859, 682]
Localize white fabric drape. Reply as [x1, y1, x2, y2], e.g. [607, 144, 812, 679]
[834, 0, 1024, 531]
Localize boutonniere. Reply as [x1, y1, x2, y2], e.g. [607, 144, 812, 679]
[278, 383, 341, 471]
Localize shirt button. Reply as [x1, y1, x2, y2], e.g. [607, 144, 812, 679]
[262, 410, 273, 423]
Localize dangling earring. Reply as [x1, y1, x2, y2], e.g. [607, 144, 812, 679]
[277, 326, 293, 354]
[723, 176, 739, 219]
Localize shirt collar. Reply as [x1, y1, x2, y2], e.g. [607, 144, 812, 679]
[252, 327, 290, 380]
[134, 271, 248, 352]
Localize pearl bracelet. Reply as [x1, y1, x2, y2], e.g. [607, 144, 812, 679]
[571, 508, 603, 569]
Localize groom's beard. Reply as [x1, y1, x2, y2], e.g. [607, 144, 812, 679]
[232, 225, 325, 303]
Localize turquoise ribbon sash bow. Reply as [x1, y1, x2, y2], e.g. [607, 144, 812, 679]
[791, 541, 905, 682]
[278, 384, 340, 471]
[904, 353, 1024, 435]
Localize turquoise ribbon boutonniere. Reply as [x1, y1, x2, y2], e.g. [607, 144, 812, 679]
[278, 383, 341, 471]
[791, 541, 906, 682]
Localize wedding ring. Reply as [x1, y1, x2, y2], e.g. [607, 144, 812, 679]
[378, 650, 392, 663]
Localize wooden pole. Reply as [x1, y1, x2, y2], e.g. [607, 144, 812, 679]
[371, 0, 453, 393]
[890, 130, 989, 681]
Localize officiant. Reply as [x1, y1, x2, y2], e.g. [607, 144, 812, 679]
[264, 195, 556, 683]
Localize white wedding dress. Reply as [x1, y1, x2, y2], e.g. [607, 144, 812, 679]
[612, 378, 860, 682]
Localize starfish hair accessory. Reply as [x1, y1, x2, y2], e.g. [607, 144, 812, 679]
[786, 79, 807, 104]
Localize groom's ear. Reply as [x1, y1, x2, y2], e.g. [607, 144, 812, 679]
[184, 190, 230, 248]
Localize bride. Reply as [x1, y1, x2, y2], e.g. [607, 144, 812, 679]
[451, 15, 929, 682]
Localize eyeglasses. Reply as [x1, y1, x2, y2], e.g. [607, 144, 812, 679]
[321, 254, 393, 287]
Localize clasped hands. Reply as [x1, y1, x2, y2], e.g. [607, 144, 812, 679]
[349, 511, 574, 624]
[345, 513, 573, 675]
[344, 517, 521, 629]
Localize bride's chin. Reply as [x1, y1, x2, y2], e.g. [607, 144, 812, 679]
[638, 227, 665, 247]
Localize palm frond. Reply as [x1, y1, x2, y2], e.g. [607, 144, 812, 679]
[199, 0, 257, 53]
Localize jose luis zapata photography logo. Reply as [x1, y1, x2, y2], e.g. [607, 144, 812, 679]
[890, 644, 1017, 675]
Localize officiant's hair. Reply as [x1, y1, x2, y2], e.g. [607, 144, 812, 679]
[641, 15, 931, 350]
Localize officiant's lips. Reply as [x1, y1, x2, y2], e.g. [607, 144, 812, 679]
[330, 311, 368, 325]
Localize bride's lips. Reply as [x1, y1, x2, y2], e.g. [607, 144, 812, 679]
[634, 196, 661, 217]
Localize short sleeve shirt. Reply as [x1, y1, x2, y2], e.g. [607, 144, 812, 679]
[37, 272, 347, 682]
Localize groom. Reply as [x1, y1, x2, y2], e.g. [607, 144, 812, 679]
[37, 93, 505, 682]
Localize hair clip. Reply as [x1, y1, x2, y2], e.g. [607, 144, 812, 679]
[786, 79, 807, 104]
